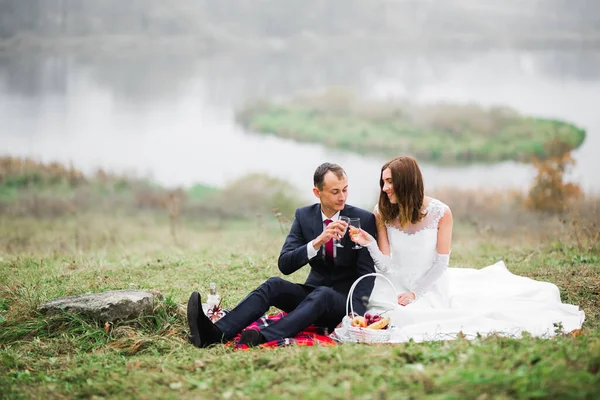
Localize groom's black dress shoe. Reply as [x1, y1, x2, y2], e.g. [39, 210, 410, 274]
[238, 329, 267, 347]
[187, 291, 224, 348]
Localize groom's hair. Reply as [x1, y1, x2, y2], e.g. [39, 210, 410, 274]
[314, 163, 346, 190]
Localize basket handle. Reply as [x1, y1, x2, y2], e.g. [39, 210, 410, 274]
[346, 272, 398, 317]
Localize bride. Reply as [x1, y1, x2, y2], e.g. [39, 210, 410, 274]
[351, 156, 585, 343]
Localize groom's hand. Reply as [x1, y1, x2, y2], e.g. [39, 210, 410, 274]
[313, 220, 348, 249]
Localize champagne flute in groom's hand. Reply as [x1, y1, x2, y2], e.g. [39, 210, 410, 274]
[334, 216, 350, 248]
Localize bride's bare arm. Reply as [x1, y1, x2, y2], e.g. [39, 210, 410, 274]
[436, 208, 453, 255]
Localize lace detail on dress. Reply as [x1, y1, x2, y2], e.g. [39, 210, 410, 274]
[412, 252, 450, 299]
[379, 198, 449, 236]
[366, 241, 394, 273]
[421, 199, 449, 230]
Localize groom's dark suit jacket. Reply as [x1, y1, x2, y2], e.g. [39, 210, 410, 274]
[278, 203, 377, 316]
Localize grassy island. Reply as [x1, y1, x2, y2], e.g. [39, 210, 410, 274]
[236, 89, 586, 164]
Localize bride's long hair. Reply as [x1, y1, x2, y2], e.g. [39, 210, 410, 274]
[377, 156, 427, 228]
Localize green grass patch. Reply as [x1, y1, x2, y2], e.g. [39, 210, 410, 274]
[0, 212, 598, 398]
[186, 183, 219, 201]
[236, 89, 586, 164]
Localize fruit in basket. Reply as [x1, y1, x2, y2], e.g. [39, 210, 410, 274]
[351, 316, 368, 328]
[367, 316, 390, 330]
[365, 313, 382, 325]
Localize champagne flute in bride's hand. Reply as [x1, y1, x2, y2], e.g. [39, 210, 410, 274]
[334, 216, 350, 248]
[349, 218, 362, 249]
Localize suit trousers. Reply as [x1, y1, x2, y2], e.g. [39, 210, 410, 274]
[215, 277, 347, 342]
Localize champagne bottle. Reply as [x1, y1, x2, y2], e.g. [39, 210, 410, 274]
[206, 282, 220, 311]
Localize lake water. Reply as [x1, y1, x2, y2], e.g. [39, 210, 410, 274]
[1, 48, 599, 207]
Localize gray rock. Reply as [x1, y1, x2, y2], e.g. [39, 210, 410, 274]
[38, 290, 161, 322]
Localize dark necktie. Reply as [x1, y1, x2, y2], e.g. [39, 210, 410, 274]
[324, 219, 334, 261]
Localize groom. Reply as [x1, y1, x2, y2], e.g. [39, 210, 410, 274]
[187, 162, 377, 347]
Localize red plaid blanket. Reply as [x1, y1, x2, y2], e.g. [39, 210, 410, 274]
[228, 312, 338, 350]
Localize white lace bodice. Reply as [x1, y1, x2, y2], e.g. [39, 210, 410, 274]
[368, 198, 450, 297]
[385, 198, 449, 235]
[387, 198, 448, 286]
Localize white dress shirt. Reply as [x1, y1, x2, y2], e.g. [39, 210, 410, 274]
[307, 210, 341, 260]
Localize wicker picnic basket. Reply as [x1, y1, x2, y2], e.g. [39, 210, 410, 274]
[337, 273, 398, 343]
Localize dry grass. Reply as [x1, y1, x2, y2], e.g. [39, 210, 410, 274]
[0, 157, 301, 224]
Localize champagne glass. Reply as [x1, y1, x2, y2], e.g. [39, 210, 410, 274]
[349, 218, 362, 249]
[334, 216, 351, 248]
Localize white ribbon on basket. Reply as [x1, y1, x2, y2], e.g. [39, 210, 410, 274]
[336, 273, 399, 343]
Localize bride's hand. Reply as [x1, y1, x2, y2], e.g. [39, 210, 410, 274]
[351, 228, 374, 246]
[398, 292, 416, 306]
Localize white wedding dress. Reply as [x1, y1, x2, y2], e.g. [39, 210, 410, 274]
[365, 198, 585, 343]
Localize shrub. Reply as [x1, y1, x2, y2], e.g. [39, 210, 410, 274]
[526, 141, 583, 213]
[0, 157, 86, 189]
[198, 173, 301, 220]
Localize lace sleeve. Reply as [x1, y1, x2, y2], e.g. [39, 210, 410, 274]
[365, 241, 395, 272]
[411, 252, 450, 299]
[366, 203, 396, 273]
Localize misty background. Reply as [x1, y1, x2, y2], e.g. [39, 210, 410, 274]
[1, 0, 599, 207]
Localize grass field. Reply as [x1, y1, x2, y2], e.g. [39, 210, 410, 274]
[1, 205, 598, 399]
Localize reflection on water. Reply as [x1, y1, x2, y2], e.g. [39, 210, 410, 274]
[1, 49, 599, 207]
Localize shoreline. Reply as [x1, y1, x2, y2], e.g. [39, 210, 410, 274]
[2, 32, 600, 57]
